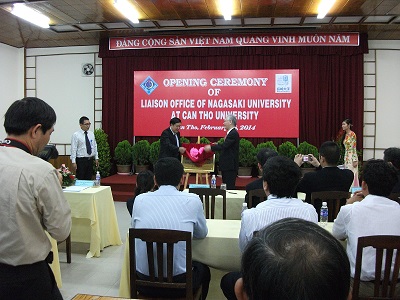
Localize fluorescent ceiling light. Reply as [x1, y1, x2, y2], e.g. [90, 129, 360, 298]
[317, 0, 336, 19]
[11, 3, 50, 28]
[220, 0, 233, 20]
[114, 0, 139, 24]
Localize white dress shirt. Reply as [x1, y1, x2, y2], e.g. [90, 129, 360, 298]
[131, 185, 208, 276]
[70, 129, 98, 163]
[239, 195, 318, 251]
[332, 195, 400, 280]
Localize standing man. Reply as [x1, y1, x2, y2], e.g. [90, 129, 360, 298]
[204, 114, 239, 190]
[0, 97, 71, 299]
[70, 116, 98, 180]
[159, 117, 186, 161]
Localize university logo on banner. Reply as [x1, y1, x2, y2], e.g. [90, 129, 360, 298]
[140, 76, 158, 95]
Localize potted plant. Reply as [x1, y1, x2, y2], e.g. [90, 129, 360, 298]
[132, 140, 150, 173]
[238, 138, 256, 176]
[93, 128, 111, 178]
[114, 140, 133, 174]
[278, 141, 297, 159]
[149, 140, 160, 168]
[180, 137, 190, 144]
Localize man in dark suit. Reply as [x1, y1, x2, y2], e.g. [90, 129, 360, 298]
[204, 114, 239, 190]
[245, 148, 278, 207]
[295, 141, 354, 203]
[159, 117, 186, 161]
[383, 147, 400, 193]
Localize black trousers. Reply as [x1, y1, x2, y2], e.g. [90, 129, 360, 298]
[137, 261, 211, 299]
[220, 271, 242, 300]
[76, 157, 94, 180]
[222, 170, 237, 190]
[0, 260, 63, 300]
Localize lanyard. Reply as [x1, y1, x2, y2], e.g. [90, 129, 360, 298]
[1, 138, 31, 154]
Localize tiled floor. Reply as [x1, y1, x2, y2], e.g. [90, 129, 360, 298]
[58, 201, 227, 300]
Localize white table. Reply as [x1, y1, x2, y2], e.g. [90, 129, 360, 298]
[63, 186, 122, 258]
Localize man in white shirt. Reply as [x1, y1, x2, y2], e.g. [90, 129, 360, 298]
[131, 157, 210, 299]
[332, 159, 400, 297]
[221, 156, 318, 300]
[70, 116, 99, 179]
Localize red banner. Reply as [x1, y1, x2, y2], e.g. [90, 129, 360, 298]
[110, 33, 359, 50]
[133, 70, 299, 138]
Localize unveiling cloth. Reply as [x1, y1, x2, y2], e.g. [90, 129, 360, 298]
[63, 186, 122, 258]
[182, 143, 214, 165]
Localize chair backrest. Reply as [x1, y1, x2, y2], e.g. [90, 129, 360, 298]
[247, 188, 267, 208]
[352, 235, 400, 300]
[189, 188, 226, 219]
[129, 228, 193, 299]
[388, 193, 400, 204]
[311, 191, 351, 221]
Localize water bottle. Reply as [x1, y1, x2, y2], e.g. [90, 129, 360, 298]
[95, 171, 101, 187]
[320, 201, 328, 227]
[211, 175, 216, 189]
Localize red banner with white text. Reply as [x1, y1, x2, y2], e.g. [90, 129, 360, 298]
[111, 33, 359, 50]
[133, 70, 299, 138]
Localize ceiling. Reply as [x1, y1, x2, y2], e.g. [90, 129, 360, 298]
[0, 0, 400, 48]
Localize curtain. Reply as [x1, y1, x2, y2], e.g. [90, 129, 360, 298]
[100, 33, 368, 155]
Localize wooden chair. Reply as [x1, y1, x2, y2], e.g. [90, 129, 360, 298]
[389, 193, 400, 204]
[57, 233, 71, 263]
[352, 235, 400, 300]
[129, 228, 202, 300]
[247, 188, 267, 208]
[311, 191, 351, 222]
[189, 188, 226, 219]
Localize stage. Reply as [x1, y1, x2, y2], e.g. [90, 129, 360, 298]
[101, 173, 258, 202]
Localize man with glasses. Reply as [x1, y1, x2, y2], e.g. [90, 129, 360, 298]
[70, 116, 98, 180]
[159, 117, 186, 161]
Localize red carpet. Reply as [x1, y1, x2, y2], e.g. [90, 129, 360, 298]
[102, 174, 258, 202]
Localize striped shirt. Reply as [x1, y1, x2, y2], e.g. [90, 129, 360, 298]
[239, 195, 318, 251]
[131, 185, 208, 276]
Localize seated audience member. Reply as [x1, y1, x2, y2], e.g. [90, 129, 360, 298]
[220, 156, 318, 300]
[333, 159, 400, 297]
[126, 170, 155, 216]
[295, 141, 354, 203]
[234, 218, 351, 300]
[131, 157, 210, 299]
[383, 147, 400, 193]
[244, 148, 278, 208]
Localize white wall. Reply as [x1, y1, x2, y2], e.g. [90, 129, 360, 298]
[0, 43, 24, 139]
[25, 46, 101, 156]
[363, 40, 400, 160]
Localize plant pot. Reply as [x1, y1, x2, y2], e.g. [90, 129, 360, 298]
[135, 164, 149, 174]
[116, 164, 132, 174]
[238, 166, 252, 177]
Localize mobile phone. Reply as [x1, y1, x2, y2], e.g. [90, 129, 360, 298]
[302, 155, 311, 162]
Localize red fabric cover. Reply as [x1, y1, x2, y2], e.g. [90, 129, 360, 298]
[182, 143, 214, 165]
